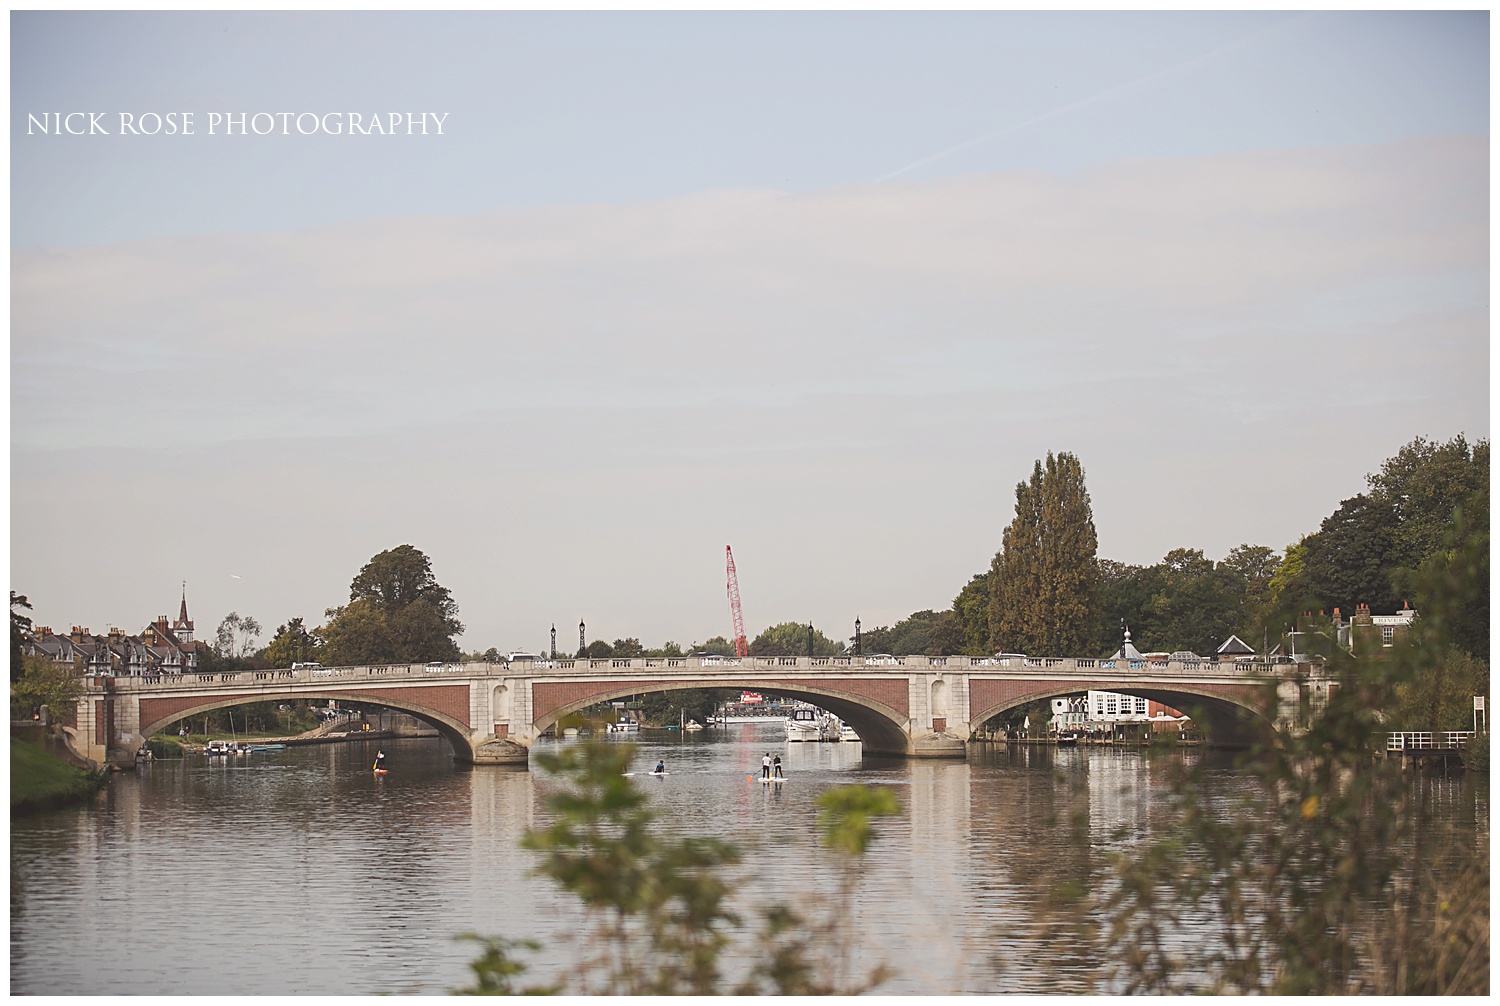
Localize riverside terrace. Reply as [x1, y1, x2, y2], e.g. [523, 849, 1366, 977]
[69, 653, 1329, 768]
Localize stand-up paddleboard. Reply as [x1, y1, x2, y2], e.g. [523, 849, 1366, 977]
[624, 771, 671, 777]
[373, 768, 388, 776]
[761, 776, 786, 783]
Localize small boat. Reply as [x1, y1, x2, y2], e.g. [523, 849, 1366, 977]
[839, 724, 859, 743]
[786, 707, 823, 742]
[204, 740, 233, 756]
[248, 743, 286, 752]
[683, 719, 704, 732]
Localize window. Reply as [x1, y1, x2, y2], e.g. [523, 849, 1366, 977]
[1382, 626, 1394, 643]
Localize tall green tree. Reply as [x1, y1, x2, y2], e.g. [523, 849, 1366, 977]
[12, 653, 82, 719]
[951, 573, 991, 656]
[213, 612, 263, 659]
[854, 610, 962, 656]
[1097, 559, 1164, 654]
[263, 617, 324, 668]
[1301, 494, 1402, 614]
[748, 622, 844, 657]
[1146, 548, 1246, 656]
[690, 636, 736, 657]
[11, 591, 34, 683]
[1294, 435, 1488, 618]
[988, 452, 1099, 656]
[320, 545, 463, 665]
[1221, 543, 1280, 618]
[1368, 434, 1488, 572]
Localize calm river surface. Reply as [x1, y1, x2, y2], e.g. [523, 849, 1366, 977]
[10, 724, 1488, 995]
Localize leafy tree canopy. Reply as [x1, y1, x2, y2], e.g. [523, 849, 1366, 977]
[321, 545, 463, 665]
[11, 591, 34, 683]
[214, 612, 262, 659]
[951, 572, 991, 656]
[1292, 435, 1488, 618]
[857, 609, 962, 656]
[1097, 545, 1279, 657]
[748, 622, 844, 657]
[690, 636, 737, 657]
[263, 617, 324, 668]
[13, 653, 82, 718]
[989, 452, 1100, 656]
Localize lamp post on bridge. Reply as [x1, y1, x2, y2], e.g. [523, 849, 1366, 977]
[550, 624, 556, 660]
[855, 617, 861, 656]
[579, 619, 586, 658]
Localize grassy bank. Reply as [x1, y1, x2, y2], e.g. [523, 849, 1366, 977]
[11, 737, 106, 815]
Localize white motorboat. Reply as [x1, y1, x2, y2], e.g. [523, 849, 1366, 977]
[786, 707, 824, 742]
[683, 719, 704, 732]
[839, 723, 859, 743]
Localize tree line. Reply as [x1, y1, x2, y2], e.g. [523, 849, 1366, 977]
[862, 436, 1487, 664]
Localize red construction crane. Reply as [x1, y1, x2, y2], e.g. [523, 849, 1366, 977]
[725, 546, 748, 658]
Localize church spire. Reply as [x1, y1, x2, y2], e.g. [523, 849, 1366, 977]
[174, 582, 195, 641]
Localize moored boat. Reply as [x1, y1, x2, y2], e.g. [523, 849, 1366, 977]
[786, 707, 823, 742]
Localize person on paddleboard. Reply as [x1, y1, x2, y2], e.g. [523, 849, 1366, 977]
[762, 753, 772, 779]
[773, 754, 783, 778]
[374, 750, 387, 772]
[655, 760, 665, 775]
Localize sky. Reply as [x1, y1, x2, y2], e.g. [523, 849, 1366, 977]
[9, 10, 1490, 656]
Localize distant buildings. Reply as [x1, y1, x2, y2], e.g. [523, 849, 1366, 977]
[1050, 691, 1186, 730]
[26, 590, 210, 677]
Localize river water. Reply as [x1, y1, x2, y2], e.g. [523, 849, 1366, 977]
[9, 724, 1488, 995]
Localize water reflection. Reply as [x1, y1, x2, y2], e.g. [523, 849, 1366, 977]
[9, 730, 1487, 995]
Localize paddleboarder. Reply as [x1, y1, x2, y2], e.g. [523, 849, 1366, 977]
[655, 760, 665, 775]
[773, 754, 784, 779]
[762, 752, 772, 779]
[374, 750, 387, 773]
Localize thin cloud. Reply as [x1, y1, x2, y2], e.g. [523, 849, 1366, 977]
[873, 12, 1315, 183]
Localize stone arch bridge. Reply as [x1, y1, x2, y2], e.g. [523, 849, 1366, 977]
[73, 653, 1324, 767]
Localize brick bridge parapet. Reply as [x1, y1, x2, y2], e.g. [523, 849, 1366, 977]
[73, 654, 1322, 768]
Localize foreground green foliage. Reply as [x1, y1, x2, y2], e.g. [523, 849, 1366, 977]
[1102, 508, 1489, 994]
[456, 741, 899, 995]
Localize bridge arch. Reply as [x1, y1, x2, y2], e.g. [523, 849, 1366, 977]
[969, 681, 1276, 747]
[535, 678, 913, 756]
[138, 690, 479, 762]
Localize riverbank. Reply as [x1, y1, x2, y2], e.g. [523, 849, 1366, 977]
[11, 735, 107, 816]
